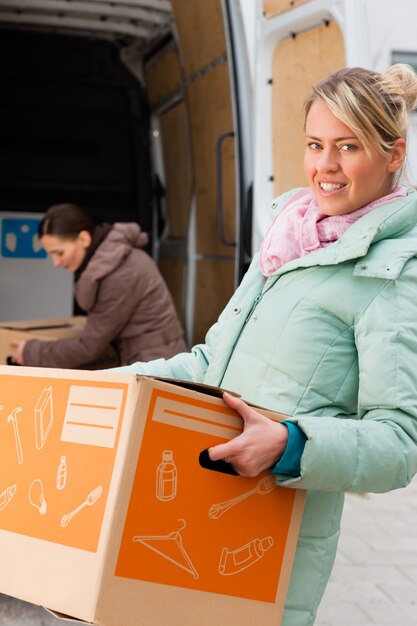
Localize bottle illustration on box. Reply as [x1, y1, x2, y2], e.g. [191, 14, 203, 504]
[156, 450, 177, 501]
[56, 455, 67, 491]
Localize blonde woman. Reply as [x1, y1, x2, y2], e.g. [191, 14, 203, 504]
[111, 65, 417, 625]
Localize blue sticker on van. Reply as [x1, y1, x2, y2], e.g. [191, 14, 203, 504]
[1, 218, 47, 259]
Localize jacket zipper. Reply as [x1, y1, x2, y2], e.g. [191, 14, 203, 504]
[218, 292, 264, 387]
[245, 293, 263, 323]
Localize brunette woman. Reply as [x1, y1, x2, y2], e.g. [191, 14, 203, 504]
[11, 204, 187, 368]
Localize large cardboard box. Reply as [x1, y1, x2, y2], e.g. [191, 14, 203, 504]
[0, 317, 117, 369]
[0, 366, 305, 626]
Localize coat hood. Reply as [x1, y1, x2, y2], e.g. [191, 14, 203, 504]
[75, 222, 149, 310]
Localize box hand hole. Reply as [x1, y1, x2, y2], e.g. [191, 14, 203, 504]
[198, 449, 239, 476]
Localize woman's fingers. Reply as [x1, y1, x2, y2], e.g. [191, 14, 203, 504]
[208, 392, 288, 476]
[222, 391, 252, 420]
[8, 340, 26, 365]
[208, 441, 236, 462]
[208, 393, 257, 462]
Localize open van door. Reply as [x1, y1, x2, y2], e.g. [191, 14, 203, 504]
[252, 0, 417, 251]
[143, 0, 252, 345]
[252, 0, 346, 251]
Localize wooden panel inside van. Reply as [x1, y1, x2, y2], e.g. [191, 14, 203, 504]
[145, 43, 182, 107]
[159, 102, 191, 239]
[158, 258, 186, 327]
[153, 93, 190, 331]
[271, 21, 345, 196]
[171, 0, 226, 78]
[193, 259, 234, 345]
[264, 0, 311, 18]
[150, 0, 237, 344]
[187, 61, 236, 256]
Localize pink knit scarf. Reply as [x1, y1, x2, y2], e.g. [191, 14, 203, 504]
[258, 186, 408, 277]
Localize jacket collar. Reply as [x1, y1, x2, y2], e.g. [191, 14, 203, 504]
[264, 190, 417, 286]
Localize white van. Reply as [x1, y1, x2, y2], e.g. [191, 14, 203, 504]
[0, 0, 416, 345]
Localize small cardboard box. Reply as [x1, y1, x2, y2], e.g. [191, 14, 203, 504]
[0, 366, 305, 626]
[0, 317, 117, 369]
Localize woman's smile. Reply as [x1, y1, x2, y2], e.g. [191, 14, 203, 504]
[318, 182, 347, 193]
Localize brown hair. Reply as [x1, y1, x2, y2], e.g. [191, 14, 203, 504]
[304, 64, 417, 156]
[38, 203, 95, 240]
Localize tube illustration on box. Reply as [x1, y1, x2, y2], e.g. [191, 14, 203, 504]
[56, 455, 67, 491]
[35, 386, 53, 450]
[218, 536, 274, 576]
[0, 484, 17, 512]
[29, 479, 47, 515]
[7, 407, 24, 464]
[61, 485, 103, 527]
[156, 450, 177, 501]
[208, 474, 276, 519]
[133, 518, 199, 579]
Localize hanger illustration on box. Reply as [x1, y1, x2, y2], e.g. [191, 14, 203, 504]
[133, 518, 199, 580]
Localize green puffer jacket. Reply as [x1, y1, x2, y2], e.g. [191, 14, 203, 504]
[117, 188, 417, 626]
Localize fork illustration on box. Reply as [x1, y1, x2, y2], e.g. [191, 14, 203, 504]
[208, 475, 277, 520]
[60, 485, 103, 528]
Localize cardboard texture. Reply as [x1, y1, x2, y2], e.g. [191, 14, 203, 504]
[0, 366, 305, 626]
[0, 317, 117, 369]
[0, 316, 86, 363]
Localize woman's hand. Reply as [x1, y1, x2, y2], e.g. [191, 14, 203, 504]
[9, 340, 26, 365]
[208, 392, 289, 477]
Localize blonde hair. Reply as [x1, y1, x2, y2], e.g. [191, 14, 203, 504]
[305, 64, 417, 157]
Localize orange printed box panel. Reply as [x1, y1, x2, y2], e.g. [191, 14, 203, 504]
[0, 369, 304, 626]
[115, 384, 305, 609]
[0, 372, 127, 552]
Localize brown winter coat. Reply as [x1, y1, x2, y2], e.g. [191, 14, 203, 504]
[23, 223, 187, 368]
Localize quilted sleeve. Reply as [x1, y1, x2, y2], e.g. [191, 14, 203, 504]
[276, 261, 417, 493]
[109, 329, 218, 382]
[107, 252, 266, 382]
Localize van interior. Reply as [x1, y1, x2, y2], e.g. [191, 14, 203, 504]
[0, 1, 246, 345]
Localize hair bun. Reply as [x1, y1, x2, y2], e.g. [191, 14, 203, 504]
[384, 63, 417, 112]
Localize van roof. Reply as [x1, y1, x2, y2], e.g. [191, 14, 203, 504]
[0, 0, 173, 50]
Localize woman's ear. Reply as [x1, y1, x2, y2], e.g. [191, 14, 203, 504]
[78, 230, 92, 249]
[387, 138, 407, 173]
